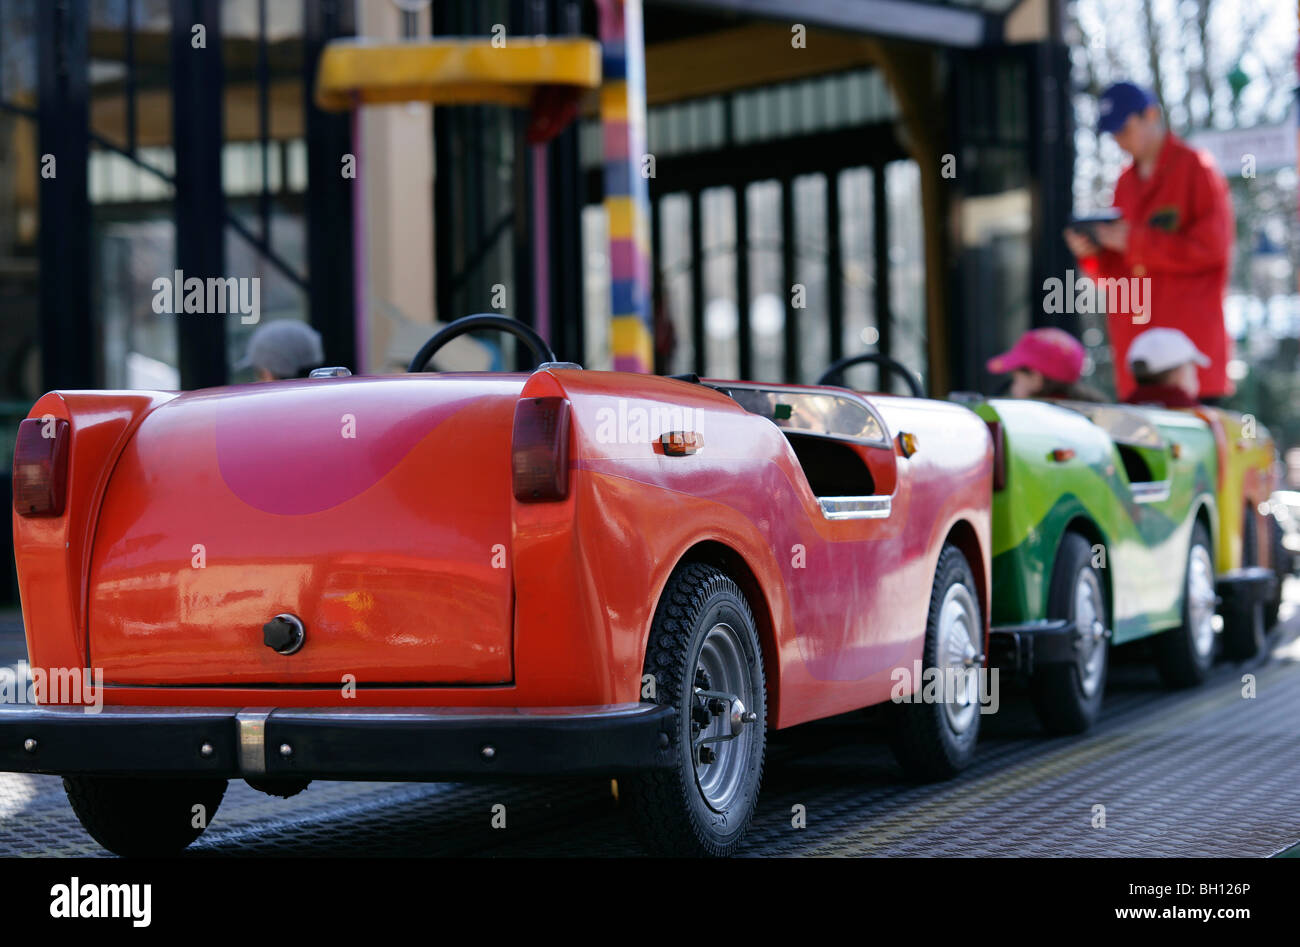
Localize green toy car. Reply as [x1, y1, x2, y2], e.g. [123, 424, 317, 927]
[976, 397, 1231, 733]
[821, 354, 1282, 739]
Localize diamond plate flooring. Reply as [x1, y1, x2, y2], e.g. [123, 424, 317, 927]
[1, 594, 1298, 858]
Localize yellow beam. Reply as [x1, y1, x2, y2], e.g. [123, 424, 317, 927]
[315, 37, 601, 112]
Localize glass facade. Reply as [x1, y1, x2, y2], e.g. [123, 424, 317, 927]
[582, 67, 925, 389]
[2, 0, 322, 395]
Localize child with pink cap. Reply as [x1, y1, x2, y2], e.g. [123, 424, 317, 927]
[986, 328, 1103, 401]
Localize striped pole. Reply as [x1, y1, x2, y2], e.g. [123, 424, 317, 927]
[596, 0, 653, 373]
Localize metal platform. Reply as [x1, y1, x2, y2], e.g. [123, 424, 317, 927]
[2, 592, 1299, 858]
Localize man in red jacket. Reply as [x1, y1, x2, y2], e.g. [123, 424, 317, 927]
[1064, 81, 1235, 401]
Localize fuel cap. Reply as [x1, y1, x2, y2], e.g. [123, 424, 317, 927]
[263, 614, 305, 655]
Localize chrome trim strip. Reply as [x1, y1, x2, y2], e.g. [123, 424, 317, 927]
[235, 708, 273, 776]
[818, 495, 893, 520]
[1131, 481, 1172, 504]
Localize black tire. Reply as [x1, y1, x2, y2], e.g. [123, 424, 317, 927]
[63, 776, 227, 857]
[244, 777, 311, 799]
[1241, 501, 1259, 568]
[1029, 532, 1109, 735]
[1220, 594, 1266, 661]
[887, 544, 983, 780]
[623, 562, 767, 857]
[1263, 597, 1281, 634]
[1265, 514, 1285, 629]
[1156, 521, 1217, 687]
[1221, 503, 1271, 659]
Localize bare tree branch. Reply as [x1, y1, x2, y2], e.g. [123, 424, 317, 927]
[1140, 0, 1168, 116]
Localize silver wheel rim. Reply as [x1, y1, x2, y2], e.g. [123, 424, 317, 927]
[691, 622, 756, 812]
[1075, 568, 1107, 698]
[938, 583, 981, 736]
[1187, 544, 1216, 658]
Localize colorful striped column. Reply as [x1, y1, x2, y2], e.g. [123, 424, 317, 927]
[596, 0, 653, 373]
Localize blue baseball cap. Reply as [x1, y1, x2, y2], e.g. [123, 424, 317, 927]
[1097, 81, 1156, 134]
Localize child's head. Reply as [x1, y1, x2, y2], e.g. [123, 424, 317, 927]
[1126, 328, 1209, 398]
[987, 328, 1086, 398]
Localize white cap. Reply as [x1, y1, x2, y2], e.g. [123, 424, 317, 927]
[1126, 328, 1210, 378]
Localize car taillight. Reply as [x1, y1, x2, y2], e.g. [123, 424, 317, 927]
[986, 420, 1006, 491]
[13, 417, 70, 517]
[512, 397, 570, 502]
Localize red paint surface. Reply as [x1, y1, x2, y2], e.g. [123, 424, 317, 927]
[16, 372, 991, 731]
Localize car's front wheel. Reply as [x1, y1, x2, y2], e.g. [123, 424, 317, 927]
[1156, 521, 1217, 687]
[63, 775, 228, 857]
[623, 562, 767, 857]
[1030, 532, 1109, 734]
[887, 544, 984, 779]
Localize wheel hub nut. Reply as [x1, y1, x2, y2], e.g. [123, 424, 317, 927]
[729, 698, 755, 735]
[698, 746, 717, 765]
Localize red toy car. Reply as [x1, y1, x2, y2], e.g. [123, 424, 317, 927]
[3, 316, 992, 856]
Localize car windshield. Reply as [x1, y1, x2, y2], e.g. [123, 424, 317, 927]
[1055, 401, 1166, 449]
[715, 384, 888, 445]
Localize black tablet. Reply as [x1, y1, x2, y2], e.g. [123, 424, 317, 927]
[1068, 209, 1123, 240]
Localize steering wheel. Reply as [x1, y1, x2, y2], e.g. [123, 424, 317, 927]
[407, 314, 557, 373]
[817, 353, 925, 398]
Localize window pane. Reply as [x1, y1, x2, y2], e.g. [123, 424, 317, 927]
[745, 180, 783, 383]
[837, 167, 878, 389]
[886, 160, 927, 392]
[702, 186, 738, 379]
[657, 192, 693, 376]
[793, 173, 828, 384]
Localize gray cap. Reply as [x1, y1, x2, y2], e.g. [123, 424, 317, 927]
[236, 320, 325, 379]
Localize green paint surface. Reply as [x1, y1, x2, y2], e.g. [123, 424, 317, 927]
[974, 399, 1217, 645]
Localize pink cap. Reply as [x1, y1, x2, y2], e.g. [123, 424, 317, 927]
[986, 328, 1085, 384]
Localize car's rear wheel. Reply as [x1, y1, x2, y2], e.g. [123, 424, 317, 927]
[63, 775, 227, 857]
[623, 562, 766, 857]
[1221, 592, 1266, 662]
[1030, 532, 1109, 735]
[1265, 512, 1285, 630]
[1156, 521, 1217, 687]
[888, 544, 983, 780]
[1222, 502, 1269, 661]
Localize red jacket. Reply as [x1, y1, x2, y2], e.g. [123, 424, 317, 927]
[1123, 383, 1201, 409]
[1079, 133, 1235, 398]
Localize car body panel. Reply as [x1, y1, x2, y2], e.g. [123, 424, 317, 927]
[12, 370, 991, 734]
[86, 376, 522, 686]
[974, 398, 1216, 645]
[1184, 406, 1277, 574]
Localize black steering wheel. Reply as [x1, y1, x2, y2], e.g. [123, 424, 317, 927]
[817, 353, 924, 398]
[407, 314, 557, 373]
